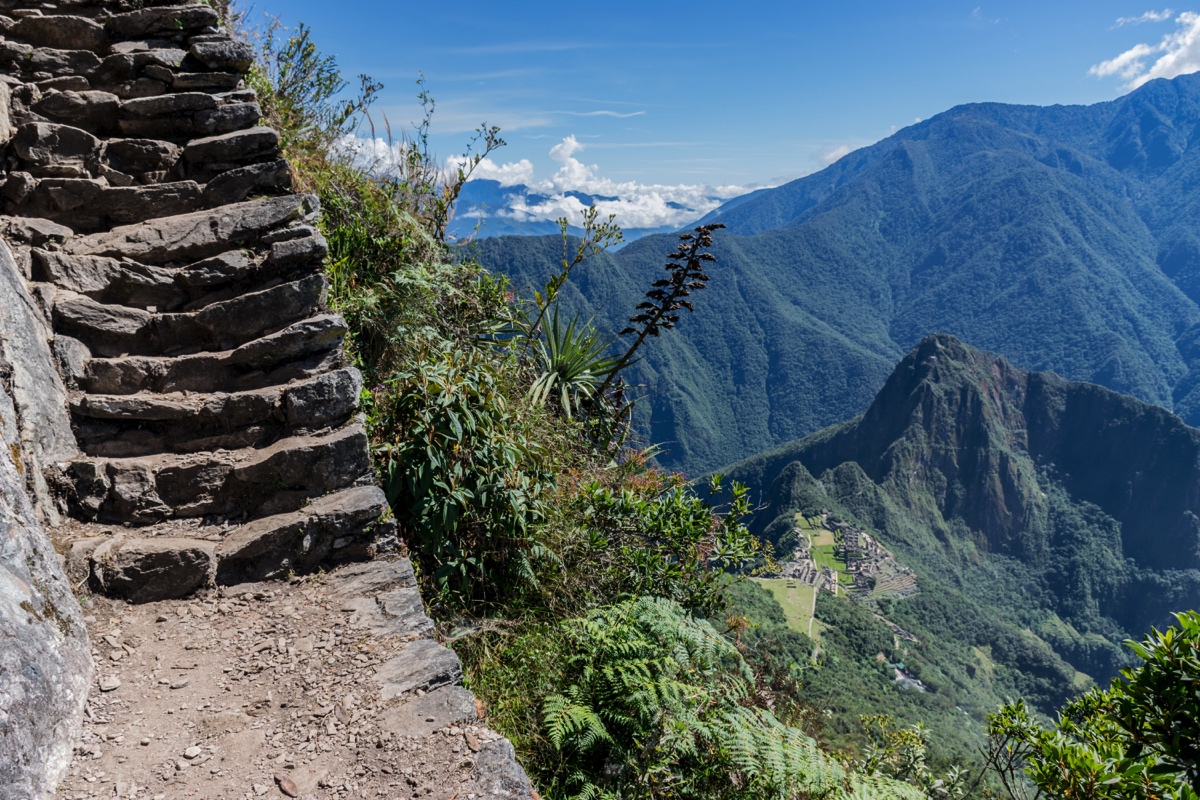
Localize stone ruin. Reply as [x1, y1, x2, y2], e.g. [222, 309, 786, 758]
[0, 3, 529, 796]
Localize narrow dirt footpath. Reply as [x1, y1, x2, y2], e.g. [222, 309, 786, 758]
[54, 557, 531, 800]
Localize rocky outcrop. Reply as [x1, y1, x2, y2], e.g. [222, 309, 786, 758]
[0, 242, 90, 800]
[0, 1, 532, 796]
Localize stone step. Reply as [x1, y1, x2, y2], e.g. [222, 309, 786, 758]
[0, 41, 102, 80]
[62, 193, 318, 264]
[52, 274, 327, 356]
[70, 313, 348, 394]
[375, 640, 463, 701]
[10, 121, 257, 187]
[104, 5, 221, 41]
[0, 0, 193, 16]
[71, 485, 393, 603]
[118, 98, 261, 142]
[8, 152, 287, 213]
[215, 484, 394, 584]
[6, 176, 206, 232]
[33, 228, 326, 311]
[71, 366, 361, 457]
[5, 15, 109, 55]
[68, 423, 371, 524]
[183, 126, 279, 176]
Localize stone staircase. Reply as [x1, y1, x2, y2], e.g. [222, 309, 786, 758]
[0, 3, 538, 797]
[0, 0, 396, 602]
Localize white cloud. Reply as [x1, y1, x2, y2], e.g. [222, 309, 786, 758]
[458, 136, 759, 230]
[1092, 11, 1200, 88]
[459, 157, 535, 186]
[818, 143, 855, 166]
[338, 133, 762, 231]
[1115, 9, 1173, 26]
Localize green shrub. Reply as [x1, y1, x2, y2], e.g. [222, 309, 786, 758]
[987, 611, 1200, 799]
[542, 475, 761, 617]
[375, 343, 555, 600]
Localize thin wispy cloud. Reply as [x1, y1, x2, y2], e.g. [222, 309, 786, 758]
[1115, 9, 1173, 26]
[566, 110, 647, 118]
[587, 141, 721, 149]
[969, 7, 1002, 26]
[1092, 10, 1200, 88]
[445, 41, 603, 56]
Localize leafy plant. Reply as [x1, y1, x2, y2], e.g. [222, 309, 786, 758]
[375, 344, 555, 600]
[523, 206, 624, 348]
[527, 305, 622, 421]
[555, 475, 762, 617]
[540, 596, 923, 800]
[855, 715, 970, 797]
[984, 611, 1200, 799]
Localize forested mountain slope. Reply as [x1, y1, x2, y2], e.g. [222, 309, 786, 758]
[726, 334, 1200, 683]
[476, 73, 1200, 475]
[714, 334, 1200, 764]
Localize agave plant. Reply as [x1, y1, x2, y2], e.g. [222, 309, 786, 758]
[528, 304, 624, 421]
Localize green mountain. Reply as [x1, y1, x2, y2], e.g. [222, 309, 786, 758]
[474, 73, 1200, 476]
[716, 333, 1200, 762]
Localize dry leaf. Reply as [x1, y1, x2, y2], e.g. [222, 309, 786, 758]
[275, 773, 299, 797]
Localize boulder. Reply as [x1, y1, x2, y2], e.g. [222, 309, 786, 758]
[12, 122, 101, 177]
[195, 101, 262, 136]
[475, 740, 537, 799]
[284, 366, 361, 428]
[184, 126, 277, 168]
[189, 40, 253, 72]
[103, 137, 182, 181]
[266, 227, 327, 270]
[10, 15, 107, 53]
[0, 215, 72, 247]
[203, 159, 291, 205]
[90, 536, 216, 602]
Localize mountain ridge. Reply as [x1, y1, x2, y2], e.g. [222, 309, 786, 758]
[712, 334, 1200, 765]
[724, 333, 1200, 645]
[475, 73, 1200, 475]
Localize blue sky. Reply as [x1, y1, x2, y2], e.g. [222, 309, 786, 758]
[251, 1, 1200, 227]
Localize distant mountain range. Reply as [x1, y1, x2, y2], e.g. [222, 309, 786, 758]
[475, 73, 1200, 476]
